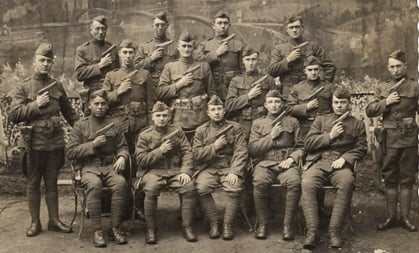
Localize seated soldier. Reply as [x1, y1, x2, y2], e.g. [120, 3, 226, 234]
[301, 87, 367, 249]
[249, 90, 303, 240]
[135, 101, 197, 244]
[66, 90, 129, 248]
[193, 95, 248, 240]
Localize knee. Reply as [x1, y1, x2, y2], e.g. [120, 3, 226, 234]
[301, 178, 318, 192]
[286, 176, 301, 191]
[112, 177, 128, 192]
[253, 182, 269, 194]
[336, 177, 354, 192]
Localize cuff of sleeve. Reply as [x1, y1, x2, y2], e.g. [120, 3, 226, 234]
[86, 142, 97, 155]
[151, 147, 164, 159]
[28, 100, 41, 115]
[207, 52, 220, 62]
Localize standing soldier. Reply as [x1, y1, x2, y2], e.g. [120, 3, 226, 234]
[287, 55, 335, 138]
[66, 90, 129, 247]
[134, 12, 178, 118]
[249, 90, 303, 241]
[9, 43, 79, 237]
[366, 50, 419, 232]
[198, 11, 243, 100]
[135, 101, 197, 244]
[158, 30, 215, 140]
[225, 48, 279, 138]
[268, 15, 336, 97]
[75, 15, 119, 113]
[302, 87, 367, 249]
[193, 95, 248, 240]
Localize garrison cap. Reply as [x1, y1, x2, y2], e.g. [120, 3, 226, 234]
[286, 15, 303, 24]
[35, 42, 54, 58]
[242, 47, 259, 57]
[154, 11, 169, 23]
[178, 30, 196, 43]
[265, 89, 284, 100]
[333, 86, 351, 99]
[92, 15, 107, 27]
[304, 55, 321, 67]
[119, 39, 137, 50]
[388, 49, 406, 63]
[214, 10, 230, 21]
[152, 101, 170, 113]
[208, 95, 224, 106]
[88, 89, 109, 102]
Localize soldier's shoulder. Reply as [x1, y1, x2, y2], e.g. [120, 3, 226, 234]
[139, 126, 154, 136]
[196, 121, 210, 131]
[22, 76, 31, 82]
[77, 41, 90, 49]
[226, 120, 241, 128]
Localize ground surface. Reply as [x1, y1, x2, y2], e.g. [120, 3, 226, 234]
[1, 159, 419, 253]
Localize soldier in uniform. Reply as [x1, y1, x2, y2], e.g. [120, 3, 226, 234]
[225, 47, 279, 138]
[9, 43, 79, 237]
[158, 30, 215, 140]
[75, 15, 119, 113]
[66, 90, 129, 247]
[197, 11, 243, 100]
[134, 12, 178, 118]
[268, 15, 336, 97]
[193, 95, 248, 240]
[287, 55, 335, 139]
[249, 90, 303, 241]
[301, 87, 367, 249]
[135, 101, 197, 244]
[366, 50, 419, 232]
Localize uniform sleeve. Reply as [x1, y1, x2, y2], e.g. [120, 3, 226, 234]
[229, 126, 248, 176]
[102, 73, 120, 105]
[65, 121, 96, 160]
[288, 120, 304, 163]
[58, 83, 79, 126]
[248, 121, 274, 157]
[304, 117, 331, 151]
[312, 42, 336, 82]
[196, 42, 219, 64]
[8, 84, 41, 124]
[203, 62, 216, 97]
[134, 44, 154, 70]
[115, 129, 130, 161]
[157, 64, 178, 101]
[287, 88, 308, 117]
[340, 121, 368, 166]
[135, 133, 165, 169]
[75, 46, 102, 82]
[225, 78, 249, 113]
[179, 131, 194, 175]
[267, 45, 290, 77]
[365, 86, 388, 117]
[192, 127, 217, 164]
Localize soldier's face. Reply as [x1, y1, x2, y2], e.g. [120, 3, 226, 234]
[213, 18, 230, 36]
[207, 105, 225, 122]
[119, 47, 135, 67]
[264, 97, 283, 114]
[90, 21, 107, 41]
[153, 18, 168, 37]
[152, 110, 170, 127]
[286, 20, 303, 39]
[33, 55, 53, 74]
[177, 41, 194, 58]
[332, 96, 350, 115]
[243, 53, 259, 72]
[304, 64, 321, 81]
[387, 58, 407, 79]
[88, 96, 109, 118]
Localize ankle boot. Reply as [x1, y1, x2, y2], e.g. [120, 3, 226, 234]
[183, 226, 197, 242]
[46, 193, 72, 233]
[377, 188, 398, 231]
[254, 223, 267, 240]
[26, 220, 42, 237]
[303, 229, 319, 250]
[329, 227, 344, 248]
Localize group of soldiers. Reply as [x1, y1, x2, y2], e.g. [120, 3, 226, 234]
[7, 9, 418, 250]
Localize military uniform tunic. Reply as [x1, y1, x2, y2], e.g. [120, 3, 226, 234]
[365, 78, 419, 187]
[198, 36, 243, 100]
[267, 38, 336, 97]
[158, 59, 215, 130]
[225, 71, 278, 137]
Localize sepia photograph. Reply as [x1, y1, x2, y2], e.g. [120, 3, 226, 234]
[0, 0, 418, 252]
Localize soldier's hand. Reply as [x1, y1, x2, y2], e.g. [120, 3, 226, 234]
[159, 139, 173, 153]
[329, 122, 344, 140]
[386, 92, 400, 105]
[248, 84, 262, 100]
[331, 157, 346, 169]
[36, 92, 50, 107]
[216, 42, 229, 56]
[113, 156, 126, 173]
[286, 49, 301, 63]
[226, 173, 238, 186]
[176, 73, 194, 89]
[279, 158, 294, 169]
[92, 135, 107, 148]
[150, 48, 164, 62]
[178, 173, 192, 185]
[306, 98, 319, 111]
[214, 135, 228, 150]
[117, 79, 132, 95]
[270, 123, 283, 140]
[99, 53, 113, 68]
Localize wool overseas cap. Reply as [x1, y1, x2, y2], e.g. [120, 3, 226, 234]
[333, 86, 351, 99]
[214, 10, 230, 20]
[265, 89, 284, 100]
[178, 30, 196, 42]
[388, 49, 406, 63]
[304, 55, 321, 67]
[89, 89, 109, 102]
[287, 15, 302, 24]
[242, 47, 259, 57]
[154, 11, 169, 23]
[119, 39, 137, 50]
[207, 95, 224, 106]
[35, 42, 54, 58]
[152, 101, 170, 112]
[92, 15, 107, 27]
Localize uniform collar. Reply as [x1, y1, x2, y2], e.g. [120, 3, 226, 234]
[153, 125, 169, 134]
[91, 39, 105, 47]
[210, 119, 226, 128]
[245, 70, 259, 76]
[154, 35, 168, 43]
[289, 37, 304, 45]
[89, 114, 107, 124]
[307, 78, 321, 87]
[179, 57, 194, 64]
